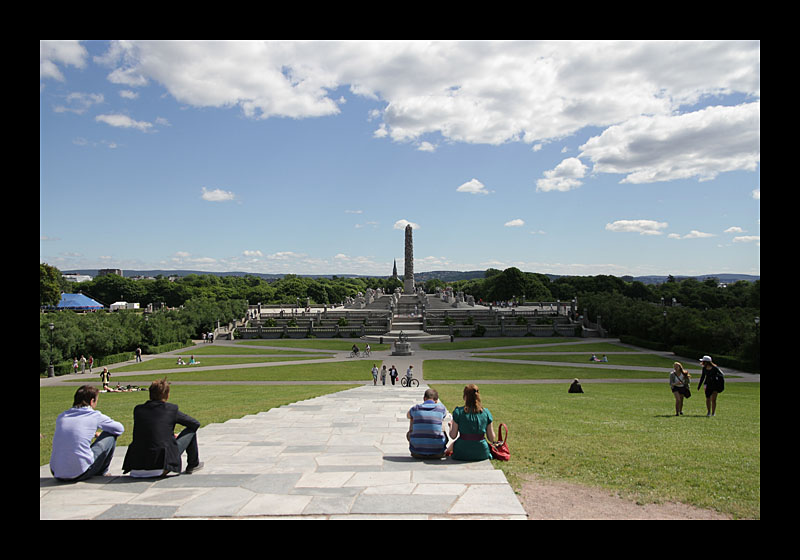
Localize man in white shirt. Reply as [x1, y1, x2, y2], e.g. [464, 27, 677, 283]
[50, 385, 124, 482]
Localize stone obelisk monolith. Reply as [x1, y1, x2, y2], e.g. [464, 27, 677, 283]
[403, 224, 414, 294]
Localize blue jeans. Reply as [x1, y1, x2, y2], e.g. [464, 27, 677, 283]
[54, 431, 118, 482]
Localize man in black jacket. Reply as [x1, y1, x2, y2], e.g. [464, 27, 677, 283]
[122, 378, 203, 477]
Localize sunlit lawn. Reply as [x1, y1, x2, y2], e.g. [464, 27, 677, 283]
[100, 360, 382, 383]
[421, 337, 581, 351]
[431, 382, 760, 519]
[236, 339, 390, 352]
[423, 359, 667, 380]
[112, 355, 334, 372]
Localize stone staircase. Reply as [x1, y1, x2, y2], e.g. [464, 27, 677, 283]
[363, 294, 449, 344]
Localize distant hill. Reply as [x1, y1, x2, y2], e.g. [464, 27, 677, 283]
[62, 269, 759, 284]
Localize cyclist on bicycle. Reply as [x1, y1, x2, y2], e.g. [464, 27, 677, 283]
[364, 344, 371, 357]
[405, 365, 414, 387]
[351, 344, 359, 357]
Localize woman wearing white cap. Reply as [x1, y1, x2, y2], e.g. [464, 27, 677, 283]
[697, 356, 725, 416]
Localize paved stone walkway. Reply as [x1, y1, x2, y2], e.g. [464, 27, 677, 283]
[40, 383, 526, 519]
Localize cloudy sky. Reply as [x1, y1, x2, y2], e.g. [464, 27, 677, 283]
[40, 40, 760, 277]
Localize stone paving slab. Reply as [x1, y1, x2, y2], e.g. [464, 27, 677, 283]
[40, 384, 527, 519]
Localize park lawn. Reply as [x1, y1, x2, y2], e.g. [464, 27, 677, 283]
[111, 355, 333, 373]
[474, 342, 638, 353]
[108, 360, 383, 383]
[477, 353, 697, 370]
[179, 345, 336, 356]
[40, 384, 359, 466]
[420, 337, 581, 351]
[237, 339, 390, 352]
[423, 359, 666, 380]
[431, 382, 760, 519]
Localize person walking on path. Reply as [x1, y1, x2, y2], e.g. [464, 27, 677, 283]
[448, 384, 497, 462]
[380, 365, 387, 385]
[80, 355, 86, 374]
[371, 364, 379, 386]
[122, 378, 203, 478]
[669, 362, 691, 416]
[49, 385, 124, 482]
[697, 355, 725, 417]
[135, 347, 142, 363]
[390, 365, 398, 386]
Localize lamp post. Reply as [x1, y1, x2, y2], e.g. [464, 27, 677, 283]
[48, 322, 55, 378]
[754, 316, 760, 368]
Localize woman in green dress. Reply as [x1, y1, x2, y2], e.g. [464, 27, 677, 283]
[449, 384, 497, 461]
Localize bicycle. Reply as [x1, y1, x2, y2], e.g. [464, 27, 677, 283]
[363, 349, 371, 357]
[401, 376, 419, 387]
[348, 350, 360, 358]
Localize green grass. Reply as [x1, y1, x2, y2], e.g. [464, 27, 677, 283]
[40, 384, 358, 466]
[420, 337, 581, 350]
[178, 345, 336, 356]
[477, 353, 698, 370]
[423, 359, 666, 380]
[474, 342, 638, 353]
[111, 355, 333, 372]
[431, 382, 760, 519]
[236, 339, 390, 351]
[100, 360, 383, 383]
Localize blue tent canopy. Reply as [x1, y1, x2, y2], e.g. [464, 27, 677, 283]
[55, 293, 104, 310]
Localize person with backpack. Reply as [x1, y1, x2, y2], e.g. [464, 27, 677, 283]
[697, 355, 725, 417]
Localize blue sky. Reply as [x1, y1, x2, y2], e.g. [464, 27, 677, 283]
[40, 40, 760, 278]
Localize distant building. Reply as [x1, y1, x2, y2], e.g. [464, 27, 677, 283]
[62, 273, 92, 283]
[98, 269, 123, 277]
[110, 301, 140, 311]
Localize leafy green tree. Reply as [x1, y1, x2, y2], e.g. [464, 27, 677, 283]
[40, 263, 63, 307]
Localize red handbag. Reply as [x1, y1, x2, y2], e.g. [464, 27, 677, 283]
[489, 423, 510, 461]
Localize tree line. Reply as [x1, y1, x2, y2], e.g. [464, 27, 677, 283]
[40, 263, 760, 373]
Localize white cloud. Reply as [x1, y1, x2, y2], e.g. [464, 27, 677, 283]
[605, 219, 668, 235]
[267, 251, 304, 260]
[242, 250, 263, 257]
[95, 113, 153, 131]
[95, 40, 759, 147]
[53, 92, 104, 114]
[393, 219, 419, 230]
[417, 141, 436, 152]
[456, 178, 492, 195]
[724, 226, 745, 234]
[683, 230, 716, 239]
[752, 188, 760, 200]
[579, 102, 760, 184]
[201, 187, 236, 202]
[536, 157, 588, 192]
[504, 219, 525, 227]
[40, 40, 88, 81]
[733, 235, 760, 243]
